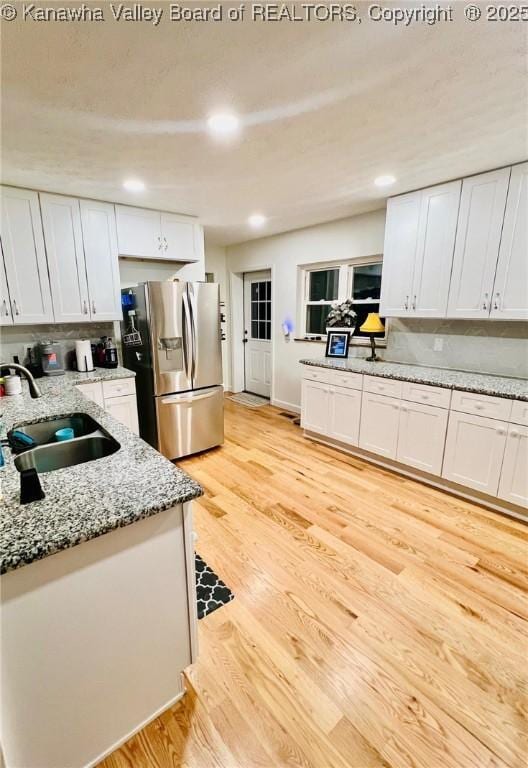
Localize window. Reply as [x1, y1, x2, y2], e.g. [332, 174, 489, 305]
[301, 259, 386, 344]
[250, 279, 271, 341]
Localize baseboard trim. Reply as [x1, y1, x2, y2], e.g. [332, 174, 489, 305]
[271, 398, 301, 414]
[86, 687, 186, 767]
[303, 430, 527, 523]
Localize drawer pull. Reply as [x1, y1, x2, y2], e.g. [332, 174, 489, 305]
[421, 394, 429, 400]
[475, 404, 484, 410]
[511, 431, 519, 438]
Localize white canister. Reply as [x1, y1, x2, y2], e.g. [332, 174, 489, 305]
[5, 374, 22, 396]
[75, 339, 94, 372]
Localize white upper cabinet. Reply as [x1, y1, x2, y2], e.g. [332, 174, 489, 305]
[411, 181, 461, 317]
[115, 205, 161, 258]
[380, 164, 527, 320]
[491, 162, 528, 320]
[447, 168, 510, 319]
[116, 205, 201, 262]
[0, 187, 54, 324]
[0, 249, 13, 326]
[379, 192, 420, 316]
[161, 212, 202, 262]
[79, 199, 121, 321]
[40, 194, 90, 323]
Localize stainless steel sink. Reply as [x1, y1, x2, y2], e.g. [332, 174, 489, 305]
[12, 413, 120, 474]
[13, 413, 102, 446]
[15, 435, 120, 473]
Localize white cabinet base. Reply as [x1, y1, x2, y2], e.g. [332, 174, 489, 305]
[1, 504, 195, 768]
[303, 429, 528, 523]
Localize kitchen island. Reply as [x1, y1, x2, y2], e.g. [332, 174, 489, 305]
[0, 368, 203, 768]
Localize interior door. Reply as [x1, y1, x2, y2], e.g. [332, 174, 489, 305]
[40, 193, 90, 323]
[80, 199, 121, 321]
[243, 271, 271, 398]
[490, 162, 528, 320]
[1, 186, 54, 324]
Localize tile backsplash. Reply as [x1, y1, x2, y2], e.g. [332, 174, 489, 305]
[0, 322, 118, 368]
[382, 319, 528, 378]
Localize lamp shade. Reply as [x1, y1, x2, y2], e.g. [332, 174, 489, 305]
[360, 312, 385, 334]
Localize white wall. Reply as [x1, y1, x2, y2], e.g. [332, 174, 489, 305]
[204, 244, 231, 390]
[226, 210, 386, 411]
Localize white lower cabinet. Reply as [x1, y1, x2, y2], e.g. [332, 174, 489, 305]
[396, 401, 448, 475]
[105, 394, 140, 435]
[442, 411, 507, 496]
[302, 367, 527, 514]
[329, 385, 361, 446]
[75, 378, 139, 435]
[301, 379, 361, 446]
[301, 380, 330, 435]
[498, 424, 528, 507]
[359, 392, 400, 459]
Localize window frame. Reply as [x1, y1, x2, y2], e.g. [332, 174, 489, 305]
[300, 256, 386, 345]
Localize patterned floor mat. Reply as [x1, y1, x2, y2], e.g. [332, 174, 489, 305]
[196, 554, 235, 619]
[227, 392, 270, 408]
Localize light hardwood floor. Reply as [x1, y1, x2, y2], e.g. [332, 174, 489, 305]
[102, 400, 528, 768]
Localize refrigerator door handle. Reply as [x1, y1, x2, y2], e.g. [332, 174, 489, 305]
[188, 285, 197, 381]
[182, 290, 193, 382]
[161, 390, 220, 405]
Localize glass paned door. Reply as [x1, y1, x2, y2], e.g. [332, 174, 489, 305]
[243, 270, 272, 398]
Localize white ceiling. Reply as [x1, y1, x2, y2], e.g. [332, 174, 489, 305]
[1, 6, 526, 245]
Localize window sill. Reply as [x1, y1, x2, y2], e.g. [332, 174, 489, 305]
[293, 336, 387, 348]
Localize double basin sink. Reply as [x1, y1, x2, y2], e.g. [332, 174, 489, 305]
[13, 413, 120, 473]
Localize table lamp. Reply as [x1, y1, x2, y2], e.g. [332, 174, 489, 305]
[360, 312, 385, 361]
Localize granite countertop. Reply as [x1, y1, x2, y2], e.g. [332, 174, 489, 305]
[0, 367, 203, 575]
[300, 358, 528, 401]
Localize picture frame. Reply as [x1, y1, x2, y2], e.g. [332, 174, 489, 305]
[325, 330, 350, 358]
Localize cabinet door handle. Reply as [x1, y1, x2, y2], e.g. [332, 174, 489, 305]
[400, 406, 407, 412]
[157, 236, 162, 250]
[404, 295, 409, 310]
[163, 237, 168, 251]
[412, 295, 417, 310]
[482, 293, 489, 310]
[510, 431, 519, 438]
[493, 292, 501, 310]
[12, 299, 19, 315]
[2, 299, 9, 316]
[83, 300, 88, 315]
[393, 404, 399, 410]
[496, 428, 506, 436]
[92, 300, 96, 314]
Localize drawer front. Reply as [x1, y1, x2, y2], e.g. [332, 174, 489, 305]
[329, 370, 363, 391]
[401, 381, 451, 409]
[302, 367, 332, 385]
[363, 375, 402, 399]
[510, 400, 528, 427]
[451, 389, 512, 422]
[102, 377, 136, 399]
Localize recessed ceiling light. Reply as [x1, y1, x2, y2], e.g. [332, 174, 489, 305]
[374, 175, 396, 188]
[248, 213, 267, 229]
[123, 178, 146, 192]
[207, 112, 240, 137]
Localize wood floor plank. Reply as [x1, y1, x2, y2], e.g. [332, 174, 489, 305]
[101, 400, 528, 768]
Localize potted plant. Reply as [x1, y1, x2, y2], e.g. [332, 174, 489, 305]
[326, 299, 357, 335]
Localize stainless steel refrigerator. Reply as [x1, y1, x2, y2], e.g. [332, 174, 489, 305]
[121, 281, 224, 459]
